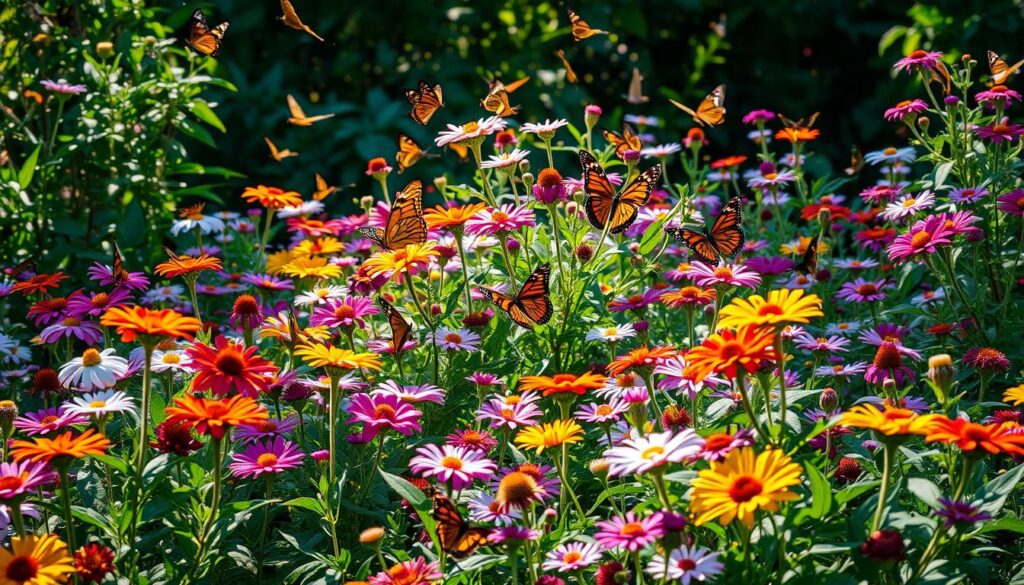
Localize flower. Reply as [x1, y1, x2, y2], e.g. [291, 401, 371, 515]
[840, 404, 934, 437]
[363, 243, 440, 280]
[660, 286, 716, 310]
[435, 117, 508, 147]
[687, 261, 762, 289]
[514, 419, 584, 454]
[465, 205, 535, 236]
[369, 557, 441, 585]
[690, 447, 802, 528]
[424, 203, 488, 230]
[11, 273, 66, 296]
[13, 409, 86, 437]
[963, 347, 1010, 372]
[228, 437, 304, 479]
[408, 444, 495, 490]
[604, 430, 704, 477]
[241, 185, 303, 209]
[163, 395, 268, 440]
[346, 393, 423, 438]
[100, 306, 201, 344]
[935, 498, 992, 528]
[975, 119, 1024, 143]
[480, 148, 530, 169]
[150, 421, 203, 456]
[39, 318, 103, 346]
[595, 511, 664, 551]
[187, 336, 278, 397]
[585, 324, 637, 342]
[684, 325, 775, 381]
[431, 327, 481, 351]
[925, 416, 1024, 455]
[949, 185, 990, 204]
[860, 530, 906, 562]
[10, 430, 110, 463]
[835, 278, 889, 303]
[41, 80, 87, 94]
[774, 127, 819, 143]
[887, 215, 956, 262]
[718, 288, 823, 329]
[645, 545, 724, 584]
[477, 395, 542, 430]
[533, 168, 568, 204]
[73, 542, 115, 584]
[893, 49, 943, 73]
[607, 345, 677, 377]
[641, 143, 682, 158]
[61, 390, 135, 419]
[884, 99, 928, 121]
[521, 119, 568, 136]
[542, 541, 602, 573]
[0, 533, 75, 585]
[608, 289, 665, 313]
[882, 190, 935, 222]
[446, 428, 497, 452]
[997, 189, 1024, 216]
[742, 110, 776, 124]
[518, 372, 606, 397]
[295, 343, 383, 371]
[57, 348, 128, 392]
[154, 253, 222, 279]
[0, 460, 56, 502]
[365, 157, 392, 176]
[310, 296, 379, 330]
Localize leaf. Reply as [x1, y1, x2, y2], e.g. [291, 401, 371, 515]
[380, 470, 439, 552]
[975, 462, 1024, 516]
[191, 100, 226, 133]
[17, 144, 40, 188]
[283, 497, 326, 515]
[907, 477, 942, 509]
[933, 161, 953, 189]
[804, 461, 833, 519]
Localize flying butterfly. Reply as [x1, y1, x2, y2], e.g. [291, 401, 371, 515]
[625, 67, 649, 104]
[482, 263, 553, 330]
[6, 258, 35, 278]
[794, 236, 819, 276]
[709, 13, 727, 38]
[567, 8, 607, 42]
[844, 147, 865, 176]
[405, 80, 444, 125]
[665, 197, 745, 265]
[111, 242, 129, 286]
[286, 94, 335, 126]
[187, 9, 229, 56]
[779, 112, 820, 130]
[554, 49, 578, 83]
[669, 85, 726, 127]
[601, 123, 643, 160]
[432, 492, 491, 559]
[988, 50, 1024, 85]
[265, 137, 298, 161]
[277, 0, 324, 42]
[377, 297, 413, 353]
[312, 173, 336, 201]
[579, 150, 663, 234]
[358, 179, 427, 250]
[396, 134, 426, 174]
[447, 141, 469, 162]
[481, 77, 530, 117]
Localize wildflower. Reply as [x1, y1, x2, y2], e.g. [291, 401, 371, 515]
[10, 429, 110, 463]
[836, 278, 889, 303]
[748, 165, 797, 188]
[521, 118, 568, 136]
[514, 419, 584, 454]
[310, 296, 379, 330]
[154, 253, 222, 279]
[187, 336, 278, 397]
[163, 395, 268, 440]
[690, 447, 802, 528]
[241, 185, 302, 209]
[864, 146, 916, 165]
[279, 256, 343, 280]
[533, 168, 568, 204]
[445, 428, 497, 452]
[431, 327, 481, 352]
[58, 348, 128, 392]
[519, 372, 606, 397]
[963, 347, 1010, 372]
[604, 430, 704, 477]
[464, 205, 535, 236]
[660, 286, 716, 310]
[346, 393, 422, 438]
[974, 119, 1024, 143]
[997, 189, 1024, 216]
[11, 273, 66, 296]
[860, 530, 906, 563]
[607, 345, 677, 377]
[542, 542, 602, 573]
[645, 545, 724, 584]
[774, 127, 819, 143]
[595, 512, 664, 551]
[369, 557, 441, 585]
[0, 460, 56, 502]
[478, 395, 542, 430]
[365, 157, 392, 176]
[66, 288, 132, 318]
[925, 416, 1024, 455]
[608, 289, 665, 312]
[684, 325, 775, 380]
[363, 243, 440, 280]
[884, 99, 928, 121]
[39, 317, 104, 346]
[374, 381, 446, 405]
[41, 79, 87, 94]
[975, 84, 1022, 104]
[228, 437, 304, 479]
[841, 404, 934, 438]
[73, 542, 116, 583]
[585, 324, 637, 342]
[295, 343, 383, 371]
[949, 186, 990, 204]
[100, 306, 201, 343]
[408, 444, 495, 490]
[0, 534, 76, 584]
[575, 400, 629, 424]
[641, 143, 682, 158]
[150, 421, 203, 456]
[718, 288, 823, 329]
[935, 498, 992, 528]
[424, 203, 488, 230]
[435, 116, 508, 147]
[480, 148, 530, 169]
[686, 261, 762, 289]
[61, 390, 135, 419]
[893, 49, 943, 73]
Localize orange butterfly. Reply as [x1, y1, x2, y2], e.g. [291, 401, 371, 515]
[405, 80, 444, 125]
[396, 134, 425, 174]
[482, 264, 553, 330]
[277, 0, 324, 42]
[625, 68, 649, 104]
[447, 141, 469, 162]
[265, 137, 298, 161]
[601, 123, 643, 160]
[669, 85, 726, 127]
[794, 235, 818, 276]
[844, 147, 865, 176]
[377, 297, 413, 352]
[286, 94, 335, 126]
[779, 112, 820, 130]
[989, 50, 1024, 85]
[579, 150, 663, 234]
[554, 50, 578, 83]
[567, 8, 607, 42]
[358, 180, 427, 250]
[312, 173, 336, 201]
[111, 242, 129, 286]
[665, 197, 745, 264]
[187, 9, 228, 56]
[432, 493, 491, 558]
[481, 77, 529, 117]
[178, 202, 205, 219]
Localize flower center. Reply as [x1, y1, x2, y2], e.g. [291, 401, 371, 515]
[81, 349, 103, 367]
[619, 522, 645, 536]
[729, 475, 764, 503]
[718, 341, 744, 360]
[491, 211, 510, 222]
[873, 343, 903, 370]
[901, 198, 916, 208]
[757, 303, 784, 316]
[5, 555, 39, 581]
[713, 267, 734, 279]
[896, 100, 912, 108]
[640, 445, 665, 460]
[91, 292, 110, 307]
[186, 213, 204, 220]
[462, 121, 480, 133]
[41, 415, 58, 425]
[704, 433, 733, 451]
[562, 551, 582, 564]
[676, 558, 697, 572]
[857, 284, 879, 296]
[0, 476, 24, 492]
[595, 405, 613, 416]
[374, 404, 397, 419]
[215, 350, 246, 376]
[62, 316, 80, 326]
[497, 471, 539, 506]
[603, 327, 619, 337]
[88, 400, 107, 408]
[440, 455, 463, 470]
[910, 231, 932, 248]
[908, 50, 928, 59]
[162, 353, 182, 364]
[993, 124, 1010, 134]
[334, 304, 355, 319]
[444, 333, 463, 344]
[257, 453, 279, 467]
[763, 172, 778, 180]
[500, 408, 515, 420]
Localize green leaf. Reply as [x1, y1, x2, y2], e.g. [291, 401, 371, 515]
[638, 215, 668, 256]
[380, 470, 439, 552]
[907, 477, 942, 509]
[17, 144, 40, 188]
[283, 496, 326, 515]
[191, 100, 226, 133]
[976, 462, 1024, 516]
[804, 461, 833, 519]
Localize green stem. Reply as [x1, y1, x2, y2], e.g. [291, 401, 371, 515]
[129, 344, 156, 546]
[190, 437, 224, 581]
[872, 443, 894, 532]
[58, 467, 76, 553]
[327, 374, 340, 485]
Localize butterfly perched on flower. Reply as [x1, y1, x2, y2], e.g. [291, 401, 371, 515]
[187, 9, 229, 56]
[779, 112, 820, 130]
[669, 85, 726, 127]
[988, 50, 1024, 85]
[601, 123, 643, 160]
[377, 297, 413, 352]
[481, 77, 529, 117]
[579, 150, 663, 234]
[432, 492, 491, 558]
[312, 173, 336, 201]
[405, 80, 444, 125]
[665, 197, 745, 264]
[794, 235, 819, 276]
[286, 94, 334, 126]
[277, 0, 324, 42]
[359, 180, 427, 250]
[177, 202, 205, 219]
[554, 49, 578, 83]
[111, 242, 129, 286]
[567, 8, 607, 41]
[625, 67, 649, 104]
[265, 137, 298, 161]
[483, 264, 553, 330]
[395, 134, 426, 174]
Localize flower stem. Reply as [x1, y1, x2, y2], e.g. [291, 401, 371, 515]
[775, 331, 789, 443]
[872, 443, 894, 532]
[129, 344, 155, 546]
[190, 437, 224, 581]
[327, 374, 340, 485]
[57, 467, 76, 553]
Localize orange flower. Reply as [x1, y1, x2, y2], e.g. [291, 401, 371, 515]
[155, 254, 222, 279]
[925, 416, 1024, 455]
[11, 272, 66, 296]
[840, 404, 935, 437]
[607, 346, 677, 377]
[518, 372, 607, 397]
[241, 185, 303, 209]
[774, 127, 820, 143]
[684, 325, 775, 381]
[100, 306, 202, 343]
[164, 394, 268, 440]
[10, 429, 110, 463]
[424, 203, 488, 229]
[661, 286, 716, 309]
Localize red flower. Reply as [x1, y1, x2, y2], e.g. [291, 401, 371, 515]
[186, 335, 278, 397]
[150, 421, 204, 456]
[860, 530, 906, 563]
[74, 543, 116, 583]
[12, 272, 66, 296]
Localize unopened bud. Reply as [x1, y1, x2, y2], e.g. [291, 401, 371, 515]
[0, 400, 17, 438]
[927, 354, 956, 402]
[519, 160, 530, 174]
[96, 41, 114, 58]
[817, 207, 831, 225]
[575, 243, 594, 262]
[918, 116, 930, 129]
[359, 195, 374, 210]
[359, 526, 385, 546]
[589, 458, 609, 475]
[433, 176, 448, 191]
[819, 387, 839, 412]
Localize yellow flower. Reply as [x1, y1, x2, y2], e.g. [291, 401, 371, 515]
[514, 419, 584, 454]
[1004, 384, 1024, 406]
[780, 235, 828, 256]
[295, 342, 382, 371]
[241, 185, 303, 209]
[266, 249, 299, 275]
[259, 312, 331, 344]
[280, 256, 343, 280]
[363, 243, 439, 281]
[690, 447, 802, 529]
[840, 404, 936, 437]
[717, 288, 823, 330]
[0, 533, 76, 585]
[292, 237, 345, 256]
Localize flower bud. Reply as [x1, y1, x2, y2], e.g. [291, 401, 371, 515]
[519, 159, 531, 174]
[622, 149, 640, 163]
[433, 175, 448, 191]
[96, 41, 114, 58]
[819, 387, 839, 412]
[584, 104, 603, 129]
[565, 201, 578, 216]
[588, 458, 609, 476]
[575, 243, 594, 262]
[359, 526, 385, 546]
[0, 400, 17, 438]
[860, 530, 906, 563]
[359, 195, 374, 210]
[817, 207, 832, 226]
[918, 116, 930, 129]
[927, 353, 956, 402]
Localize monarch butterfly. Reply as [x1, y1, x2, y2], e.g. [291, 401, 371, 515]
[601, 124, 643, 160]
[286, 94, 335, 126]
[377, 297, 413, 352]
[794, 235, 818, 276]
[665, 197, 745, 265]
[625, 67, 649, 105]
[162, 246, 182, 261]
[447, 141, 469, 162]
[312, 173, 336, 201]
[265, 137, 298, 161]
[779, 112, 820, 130]
[358, 180, 427, 250]
[481, 78, 528, 117]
[396, 134, 426, 174]
[844, 147, 865, 176]
[111, 242, 129, 286]
[482, 263, 553, 329]
[579, 150, 663, 234]
[278, 0, 324, 42]
[554, 50, 578, 83]
[669, 85, 726, 127]
[187, 9, 228, 56]
[432, 492, 491, 558]
[177, 202, 205, 219]
[567, 8, 607, 42]
[405, 80, 444, 125]
[988, 50, 1024, 85]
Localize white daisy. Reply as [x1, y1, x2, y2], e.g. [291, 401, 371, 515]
[151, 348, 193, 374]
[62, 389, 135, 418]
[435, 116, 507, 147]
[170, 211, 225, 236]
[585, 323, 637, 343]
[640, 143, 682, 158]
[294, 284, 349, 307]
[520, 118, 569, 136]
[480, 148, 531, 169]
[864, 146, 916, 166]
[58, 348, 129, 392]
[277, 200, 324, 219]
[882, 190, 935, 222]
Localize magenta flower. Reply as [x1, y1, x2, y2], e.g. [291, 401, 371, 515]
[542, 541, 603, 572]
[973, 120, 1024, 144]
[369, 558, 441, 585]
[346, 393, 423, 439]
[477, 394, 542, 430]
[860, 184, 903, 205]
[40, 79, 86, 94]
[488, 526, 539, 544]
[835, 278, 890, 303]
[408, 443, 496, 490]
[233, 416, 300, 444]
[66, 288, 132, 319]
[741, 109, 776, 124]
[887, 215, 956, 262]
[373, 381, 446, 405]
[794, 333, 850, 354]
[998, 189, 1024, 216]
[228, 437, 304, 479]
[310, 295, 379, 330]
[240, 273, 294, 291]
[742, 256, 795, 276]
[686, 261, 762, 289]
[936, 498, 993, 528]
[607, 288, 665, 313]
[39, 317, 103, 345]
[0, 460, 57, 501]
[595, 511, 665, 551]
[864, 342, 916, 385]
[884, 99, 928, 121]
[893, 50, 943, 73]
[14, 408, 88, 436]
[86, 262, 150, 291]
[574, 399, 629, 423]
[465, 204, 536, 236]
[431, 326, 481, 352]
[975, 85, 1022, 105]
[466, 372, 503, 387]
[446, 428, 498, 452]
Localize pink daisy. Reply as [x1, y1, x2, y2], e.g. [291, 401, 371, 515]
[477, 394, 543, 430]
[835, 278, 890, 303]
[228, 437, 304, 479]
[0, 460, 56, 501]
[232, 416, 300, 444]
[999, 189, 1024, 216]
[607, 288, 665, 312]
[542, 541, 603, 572]
[373, 380, 446, 405]
[893, 50, 943, 73]
[408, 444, 496, 490]
[686, 261, 762, 289]
[310, 296, 379, 330]
[574, 399, 629, 423]
[346, 393, 423, 439]
[465, 205, 536, 236]
[66, 288, 132, 318]
[974, 120, 1024, 144]
[14, 408, 88, 436]
[975, 85, 1022, 105]
[887, 215, 955, 262]
[369, 557, 441, 585]
[595, 511, 665, 552]
[39, 317, 103, 345]
[432, 327, 481, 352]
[884, 99, 928, 121]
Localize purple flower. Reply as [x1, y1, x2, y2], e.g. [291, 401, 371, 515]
[892, 50, 943, 74]
[975, 85, 1022, 105]
[742, 256, 794, 277]
[39, 317, 103, 345]
[228, 437, 304, 479]
[835, 278, 890, 303]
[973, 120, 1024, 144]
[40, 80, 87, 95]
[998, 189, 1024, 216]
[936, 498, 992, 528]
[741, 109, 776, 125]
[884, 99, 928, 121]
[87, 262, 150, 292]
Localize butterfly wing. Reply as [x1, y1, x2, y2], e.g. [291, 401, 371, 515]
[567, 8, 605, 41]
[264, 137, 281, 159]
[162, 246, 181, 262]
[668, 98, 699, 122]
[694, 85, 726, 126]
[377, 297, 413, 351]
[555, 50, 578, 83]
[579, 150, 617, 231]
[111, 242, 128, 286]
[286, 94, 306, 119]
[432, 494, 488, 558]
[359, 227, 387, 248]
[664, 228, 719, 264]
[602, 125, 641, 159]
[447, 141, 469, 161]
[512, 263, 553, 326]
[627, 68, 649, 104]
[313, 173, 336, 200]
[382, 180, 427, 249]
[503, 76, 530, 93]
[396, 134, 424, 174]
[482, 81, 519, 117]
[188, 9, 228, 56]
[706, 196, 745, 259]
[607, 163, 662, 233]
[406, 80, 444, 125]
[794, 236, 819, 276]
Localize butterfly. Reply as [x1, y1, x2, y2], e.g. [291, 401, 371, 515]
[779, 112, 820, 130]
[579, 150, 663, 234]
[669, 85, 726, 127]
[278, 0, 324, 42]
[405, 80, 444, 125]
[625, 67, 649, 104]
[601, 123, 643, 160]
[929, 60, 952, 95]
[312, 173, 336, 201]
[6, 258, 35, 278]
[111, 242, 129, 286]
[447, 141, 469, 162]
[377, 297, 413, 352]
[187, 9, 228, 56]
[844, 147, 865, 176]
[396, 134, 426, 174]
[567, 8, 607, 41]
[432, 492, 491, 559]
[665, 197, 745, 265]
[794, 235, 818, 276]
[988, 50, 1024, 85]
[554, 49, 578, 83]
[482, 263, 553, 330]
[358, 180, 427, 250]
[162, 245, 182, 262]
[286, 94, 335, 126]
[481, 77, 529, 117]
[177, 202, 205, 219]
[265, 137, 298, 161]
